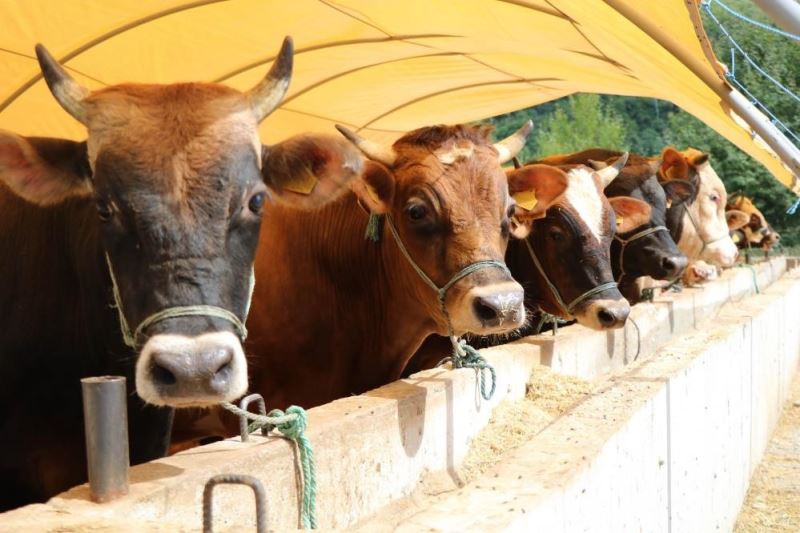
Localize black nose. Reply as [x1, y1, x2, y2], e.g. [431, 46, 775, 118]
[472, 291, 524, 327]
[661, 254, 688, 278]
[596, 303, 630, 329]
[150, 347, 233, 396]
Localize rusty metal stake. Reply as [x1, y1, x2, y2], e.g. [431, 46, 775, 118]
[81, 375, 129, 503]
[238, 393, 270, 442]
[203, 474, 267, 533]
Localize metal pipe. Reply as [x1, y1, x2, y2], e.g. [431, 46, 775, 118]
[203, 474, 267, 533]
[752, 0, 800, 37]
[604, 0, 800, 181]
[81, 375, 130, 502]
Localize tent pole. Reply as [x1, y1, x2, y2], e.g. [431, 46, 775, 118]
[752, 0, 800, 37]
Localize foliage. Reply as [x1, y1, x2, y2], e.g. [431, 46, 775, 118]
[486, 0, 800, 244]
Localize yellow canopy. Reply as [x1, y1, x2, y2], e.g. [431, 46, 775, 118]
[1, 0, 797, 191]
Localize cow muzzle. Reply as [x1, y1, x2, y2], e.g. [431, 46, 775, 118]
[135, 332, 247, 407]
[576, 298, 630, 330]
[451, 281, 525, 334]
[659, 253, 688, 279]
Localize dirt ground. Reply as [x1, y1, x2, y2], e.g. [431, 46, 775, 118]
[735, 374, 800, 533]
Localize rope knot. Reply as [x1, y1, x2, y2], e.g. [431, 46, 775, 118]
[270, 405, 308, 439]
[447, 338, 497, 400]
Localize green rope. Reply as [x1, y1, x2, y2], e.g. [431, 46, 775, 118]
[221, 402, 317, 529]
[533, 311, 568, 336]
[438, 338, 497, 400]
[641, 278, 683, 302]
[364, 213, 384, 242]
[735, 263, 760, 294]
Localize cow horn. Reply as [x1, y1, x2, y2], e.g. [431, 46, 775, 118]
[335, 125, 396, 167]
[595, 152, 629, 187]
[247, 36, 294, 123]
[493, 119, 533, 164]
[35, 44, 90, 125]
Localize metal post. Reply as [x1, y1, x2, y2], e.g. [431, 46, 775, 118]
[752, 0, 800, 37]
[81, 376, 129, 503]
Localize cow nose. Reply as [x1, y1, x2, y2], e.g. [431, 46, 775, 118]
[471, 290, 524, 327]
[662, 254, 688, 277]
[596, 301, 630, 329]
[150, 346, 233, 395]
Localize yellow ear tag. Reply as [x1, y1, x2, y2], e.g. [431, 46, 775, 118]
[732, 232, 741, 243]
[616, 215, 624, 227]
[282, 165, 318, 195]
[514, 190, 538, 211]
[666, 198, 673, 209]
[364, 182, 382, 205]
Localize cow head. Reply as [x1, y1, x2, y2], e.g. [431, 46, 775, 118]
[338, 121, 566, 336]
[599, 154, 690, 281]
[727, 195, 773, 247]
[513, 158, 632, 330]
[660, 147, 739, 267]
[0, 39, 362, 407]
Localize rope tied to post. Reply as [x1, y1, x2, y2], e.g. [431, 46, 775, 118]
[220, 402, 317, 529]
[368, 213, 502, 401]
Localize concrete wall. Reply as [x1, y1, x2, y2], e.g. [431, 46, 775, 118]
[0, 259, 791, 531]
[390, 272, 800, 532]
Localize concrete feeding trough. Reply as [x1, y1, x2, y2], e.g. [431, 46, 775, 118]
[1, 257, 795, 531]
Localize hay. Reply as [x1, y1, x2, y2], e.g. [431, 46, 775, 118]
[734, 387, 800, 533]
[458, 366, 594, 483]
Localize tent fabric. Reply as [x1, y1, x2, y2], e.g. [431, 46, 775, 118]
[0, 0, 796, 192]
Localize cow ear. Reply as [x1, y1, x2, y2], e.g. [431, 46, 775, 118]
[262, 133, 363, 209]
[660, 147, 689, 182]
[351, 160, 395, 214]
[608, 196, 652, 234]
[662, 179, 695, 206]
[0, 131, 91, 205]
[726, 209, 749, 231]
[506, 164, 568, 222]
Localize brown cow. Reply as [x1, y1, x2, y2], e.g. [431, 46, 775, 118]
[726, 194, 780, 259]
[171, 121, 569, 443]
[0, 39, 362, 509]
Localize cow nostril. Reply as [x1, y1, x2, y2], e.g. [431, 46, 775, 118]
[473, 297, 500, 323]
[597, 309, 616, 327]
[662, 256, 677, 272]
[150, 361, 177, 387]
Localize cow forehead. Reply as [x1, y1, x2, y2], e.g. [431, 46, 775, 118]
[561, 167, 606, 243]
[694, 161, 725, 198]
[85, 83, 261, 173]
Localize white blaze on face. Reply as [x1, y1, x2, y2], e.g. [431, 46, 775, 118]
[563, 167, 605, 243]
[679, 162, 738, 267]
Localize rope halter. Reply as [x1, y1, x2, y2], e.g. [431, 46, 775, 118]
[613, 225, 669, 283]
[682, 203, 729, 258]
[382, 215, 506, 400]
[105, 253, 253, 348]
[522, 236, 617, 319]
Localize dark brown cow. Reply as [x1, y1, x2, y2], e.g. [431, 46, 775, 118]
[0, 39, 362, 509]
[171, 121, 569, 442]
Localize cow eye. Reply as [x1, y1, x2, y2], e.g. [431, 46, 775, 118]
[548, 227, 564, 242]
[406, 203, 428, 221]
[96, 199, 113, 221]
[709, 193, 720, 203]
[248, 192, 267, 215]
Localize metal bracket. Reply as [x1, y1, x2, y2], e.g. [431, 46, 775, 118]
[203, 474, 267, 533]
[238, 393, 270, 442]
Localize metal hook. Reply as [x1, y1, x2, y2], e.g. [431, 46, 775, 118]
[203, 474, 267, 533]
[238, 393, 269, 442]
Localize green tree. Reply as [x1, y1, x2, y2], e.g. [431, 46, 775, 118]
[531, 94, 627, 159]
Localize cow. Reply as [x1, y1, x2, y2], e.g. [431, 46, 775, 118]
[726, 194, 780, 261]
[402, 156, 645, 377]
[0, 38, 363, 509]
[536, 149, 691, 303]
[659, 147, 746, 268]
[170, 121, 570, 444]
